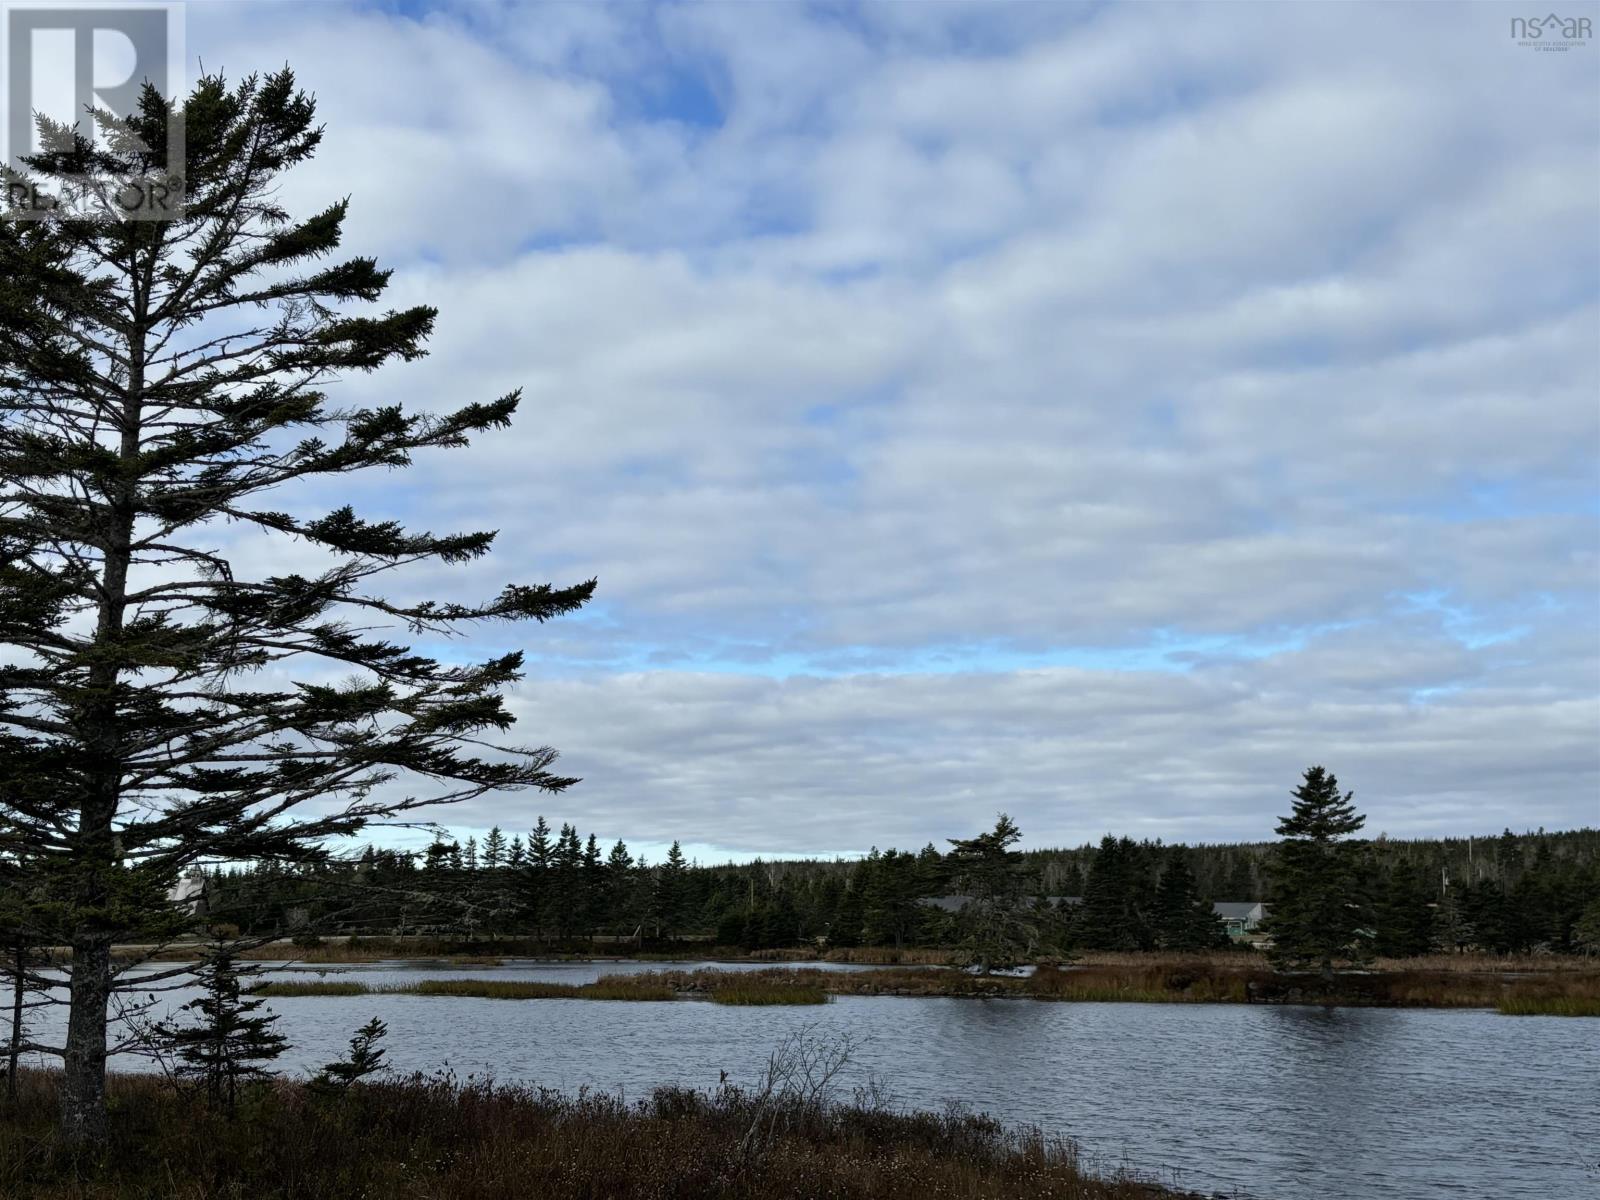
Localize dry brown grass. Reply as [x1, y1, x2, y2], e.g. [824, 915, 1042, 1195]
[256, 980, 368, 997]
[1372, 952, 1600, 974]
[256, 961, 1600, 1013]
[708, 981, 830, 1006]
[822, 946, 958, 965]
[657, 962, 1600, 1012]
[0, 1069, 1197, 1200]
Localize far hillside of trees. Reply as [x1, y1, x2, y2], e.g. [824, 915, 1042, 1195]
[186, 823, 1600, 959]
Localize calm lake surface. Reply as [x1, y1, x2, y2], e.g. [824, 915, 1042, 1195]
[27, 959, 1599, 1200]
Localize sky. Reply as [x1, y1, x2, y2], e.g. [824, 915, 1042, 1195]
[112, 2, 1600, 858]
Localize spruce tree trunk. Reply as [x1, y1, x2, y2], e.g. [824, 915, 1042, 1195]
[58, 290, 144, 1144]
[61, 936, 113, 1143]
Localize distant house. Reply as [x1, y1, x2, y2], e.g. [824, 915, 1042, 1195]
[1213, 901, 1269, 940]
[166, 871, 210, 920]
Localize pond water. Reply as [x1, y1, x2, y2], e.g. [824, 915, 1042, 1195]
[23, 960, 1599, 1200]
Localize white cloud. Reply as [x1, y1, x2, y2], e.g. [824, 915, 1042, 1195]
[165, 1, 1598, 850]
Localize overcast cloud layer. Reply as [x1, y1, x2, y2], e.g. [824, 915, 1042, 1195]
[177, 1, 1597, 857]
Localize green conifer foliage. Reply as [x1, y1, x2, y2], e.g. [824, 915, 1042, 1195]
[311, 1017, 388, 1096]
[0, 71, 591, 1141]
[945, 814, 1038, 971]
[1152, 846, 1227, 951]
[156, 946, 288, 1114]
[1263, 766, 1373, 977]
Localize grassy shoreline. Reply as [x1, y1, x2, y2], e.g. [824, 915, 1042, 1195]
[0, 1069, 1205, 1200]
[255, 961, 1600, 1015]
[107, 936, 1599, 974]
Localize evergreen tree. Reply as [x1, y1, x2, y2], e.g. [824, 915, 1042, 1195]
[156, 946, 288, 1114]
[653, 841, 689, 938]
[1573, 897, 1600, 956]
[863, 849, 925, 948]
[1430, 885, 1468, 953]
[463, 837, 480, 874]
[0, 856, 53, 1101]
[1263, 767, 1373, 977]
[812, 873, 844, 938]
[529, 818, 554, 869]
[716, 906, 748, 948]
[423, 839, 450, 874]
[1373, 867, 1435, 958]
[551, 824, 582, 939]
[482, 827, 507, 871]
[1224, 857, 1257, 901]
[310, 1017, 388, 1096]
[830, 880, 865, 948]
[507, 836, 525, 869]
[1152, 846, 1226, 951]
[525, 817, 554, 939]
[0, 71, 592, 1141]
[604, 839, 635, 936]
[945, 814, 1038, 971]
[580, 833, 604, 937]
[1077, 836, 1154, 951]
[915, 843, 948, 896]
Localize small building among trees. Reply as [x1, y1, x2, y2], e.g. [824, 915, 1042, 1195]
[1213, 901, 1270, 941]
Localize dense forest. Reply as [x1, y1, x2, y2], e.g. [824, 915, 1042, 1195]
[195, 823, 1600, 958]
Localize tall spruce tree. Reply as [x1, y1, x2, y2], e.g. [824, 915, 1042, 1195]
[1077, 836, 1154, 951]
[945, 814, 1038, 971]
[525, 816, 554, 939]
[604, 838, 634, 937]
[653, 840, 689, 939]
[551, 823, 582, 940]
[1152, 845, 1226, 952]
[1263, 767, 1373, 977]
[1373, 866, 1435, 958]
[0, 72, 592, 1142]
[482, 827, 507, 871]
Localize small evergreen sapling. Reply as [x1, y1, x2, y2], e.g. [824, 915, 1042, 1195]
[157, 947, 288, 1113]
[310, 1017, 388, 1096]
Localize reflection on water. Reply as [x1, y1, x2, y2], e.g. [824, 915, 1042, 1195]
[24, 961, 1598, 1200]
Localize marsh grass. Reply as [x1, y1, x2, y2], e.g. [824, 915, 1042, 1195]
[1027, 964, 1253, 1004]
[0, 1069, 1194, 1200]
[258, 980, 368, 997]
[1496, 995, 1600, 1017]
[251, 959, 1600, 1013]
[1374, 952, 1599, 974]
[676, 962, 1600, 1013]
[822, 946, 957, 966]
[264, 972, 824, 1005]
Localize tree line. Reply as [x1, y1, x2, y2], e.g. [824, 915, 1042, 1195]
[185, 812, 1600, 959]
